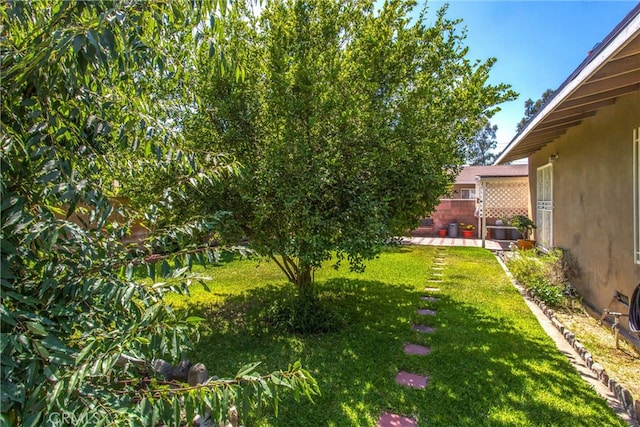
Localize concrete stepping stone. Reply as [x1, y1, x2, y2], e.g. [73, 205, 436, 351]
[395, 371, 429, 389]
[404, 343, 431, 355]
[378, 412, 417, 427]
[417, 308, 437, 316]
[430, 272, 443, 276]
[412, 324, 435, 333]
[421, 296, 439, 302]
[432, 266, 444, 270]
[427, 279, 442, 283]
[424, 287, 440, 292]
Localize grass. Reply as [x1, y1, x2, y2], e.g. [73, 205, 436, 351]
[167, 245, 627, 426]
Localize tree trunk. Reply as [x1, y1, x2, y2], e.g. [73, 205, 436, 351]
[270, 254, 315, 295]
[295, 264, 314, 297]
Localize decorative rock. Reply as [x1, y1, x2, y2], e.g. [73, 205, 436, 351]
[188, 363, 209, 386]
[193, 413, 214, 427]
[600, 371, 609, 386]
[621, 388, 633, 409]
[172, 359, 192, 383]
[566, 333, 575, 345]
[591, 362, 604, 376]
[585, 356, 593, 368]
[609, 378, 617, 393]
[551, 318, 562, 330]
[634, 400, 640, 422]
[573, 341, 584, 354]
[153, 359, 174, 381]
[378, 412, 417, 427]
[615, 383, 623, 399]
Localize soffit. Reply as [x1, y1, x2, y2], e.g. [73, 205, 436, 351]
[498, 7, 640, 164]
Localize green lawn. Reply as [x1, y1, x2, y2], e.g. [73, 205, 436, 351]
[167, 246, 626, 426]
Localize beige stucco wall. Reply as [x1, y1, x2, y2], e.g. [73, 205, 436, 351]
[528, 91, 640, 332]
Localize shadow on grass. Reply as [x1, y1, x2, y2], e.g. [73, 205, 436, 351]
[184, 277, 625, 427]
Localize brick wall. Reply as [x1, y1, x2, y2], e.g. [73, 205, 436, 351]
[429, 199, 477, 237]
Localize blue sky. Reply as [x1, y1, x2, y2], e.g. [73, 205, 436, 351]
[426, 1, 638, 154]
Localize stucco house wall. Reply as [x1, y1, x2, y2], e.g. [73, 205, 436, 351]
[528, 91, 640, 330]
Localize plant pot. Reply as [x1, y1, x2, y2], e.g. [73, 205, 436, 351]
[462, 230, 473, 238]
[438, 229, 447, 237]
[517, 239, 536, 250]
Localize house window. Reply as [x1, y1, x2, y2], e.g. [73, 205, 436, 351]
[460, 188, 476, 199]
[536, 164, 553, 248]
[634, 127, 640, 264]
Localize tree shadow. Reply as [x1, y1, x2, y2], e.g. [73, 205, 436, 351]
[183, 277, 625, 426]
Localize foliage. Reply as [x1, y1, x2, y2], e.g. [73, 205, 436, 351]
[168, 246, 626, 426]
[0, 1, 316, 425]
[465, 122, 498, 165]
[145, 0, 520, 293]
[263, 290, 344, 335]
[509, 214, 536, 240]
[516, 88, 555, 132]
[505, 248, 579, 307]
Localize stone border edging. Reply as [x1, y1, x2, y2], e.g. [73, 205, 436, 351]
[524, 287, 639, 423]
[494, 253, 639, 425]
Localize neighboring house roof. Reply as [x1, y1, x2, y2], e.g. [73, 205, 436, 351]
[456, 164, 528, 185]
[496, 3, 640, 164]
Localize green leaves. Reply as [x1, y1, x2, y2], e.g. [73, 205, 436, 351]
[2, 0, 317, 425]
[183, 0, 516, 289]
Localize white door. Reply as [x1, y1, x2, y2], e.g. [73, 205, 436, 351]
[536, 164, 553, 248]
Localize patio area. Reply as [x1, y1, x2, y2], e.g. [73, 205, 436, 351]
[402, 236, 508, 251]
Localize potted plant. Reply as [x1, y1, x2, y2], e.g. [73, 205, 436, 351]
[461, 223, 475, 238]
[510, 215, 536, 249]
[437, 228, 447, 237]
[500, 215, 522, 240]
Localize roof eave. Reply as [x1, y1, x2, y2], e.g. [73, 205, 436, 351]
[496, 5, 640, 164]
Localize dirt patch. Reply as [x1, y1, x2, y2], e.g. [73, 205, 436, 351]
[554, 306, 639, 399]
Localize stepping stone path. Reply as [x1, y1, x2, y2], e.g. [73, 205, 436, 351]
[380, 249, 446, 426]
[412, 324, 435, 334]
[404, 343, 431, 355]
[378, 412, 417, 427]
[395, 371, 429, 389]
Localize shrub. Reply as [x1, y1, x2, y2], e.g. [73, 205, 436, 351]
[507, 248, 579, 307]
[264, 291, 343, 334]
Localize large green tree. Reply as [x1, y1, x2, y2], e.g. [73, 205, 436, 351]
[516, 88, 555, 132]
[1, 1, 316, 425]
[172, 0, 517, 294]
[466, 122, 499, 165]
